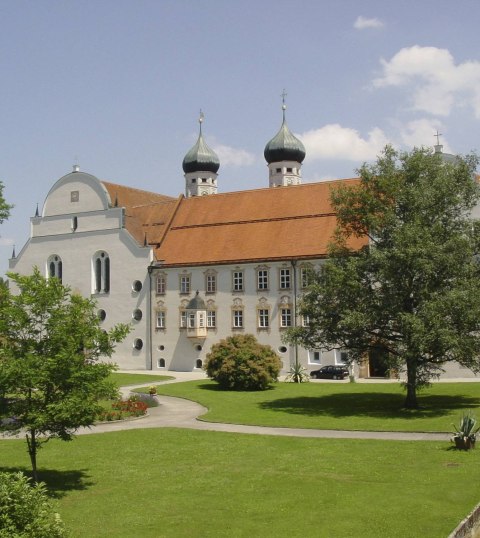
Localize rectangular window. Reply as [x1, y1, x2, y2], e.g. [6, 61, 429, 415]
[257, 269, 268, 290]
[308, 350, 322, 364]
[233, 309, 243, 328]
[198, 312, 205, 328]
[180, 275, 191, 294]
[301, 314, 310, 327]
[156, 275, 166, 295]
[300, 267, 311, 289]
[233, 271, 244, 292]
[207, 310, 216, 328]
[335, 349, 349, 365]
[280, 268, 291, 289]
[180, 311, 187, 328]
[206, 274, 216, 293]
[258, 309, 269, 328]
[156, 311, 166, 329]
[280, 307, 292, 327]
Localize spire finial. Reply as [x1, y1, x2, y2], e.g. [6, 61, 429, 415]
[35, 203, 39, 217]
[143, 232, 148, 247]
[281, 89, 287, 121]
[199, 109, 204, 135]
[73, 155, 80, 173]
[11, 245, 16, 259]
[434, 130, 443, 154]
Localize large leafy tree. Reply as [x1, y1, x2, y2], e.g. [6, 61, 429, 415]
[0, 269, 129, 481]
[288, 147, 480, 409]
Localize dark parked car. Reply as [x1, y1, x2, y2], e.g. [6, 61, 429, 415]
[310, 365, 349, 380]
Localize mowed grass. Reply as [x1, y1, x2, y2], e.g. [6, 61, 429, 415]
[1, 429, 478, 538]
[156, 380, 480, 432]
[110, 372, 174, 387]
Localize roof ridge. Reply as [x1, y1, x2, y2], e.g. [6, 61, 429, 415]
[101, 180, 175, 199]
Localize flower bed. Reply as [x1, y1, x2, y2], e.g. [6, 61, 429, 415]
[97, 398, 148, 422]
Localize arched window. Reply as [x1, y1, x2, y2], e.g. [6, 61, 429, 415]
[47, 255, 62, 283]
[93, 251, 110, 294]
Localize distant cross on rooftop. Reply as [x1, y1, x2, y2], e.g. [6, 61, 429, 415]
[281, 89, 287, 120]
[434, 130, 442, 146]
[281, 89, 287, 105]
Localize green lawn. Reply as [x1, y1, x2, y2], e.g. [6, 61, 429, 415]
[110, 372, 174, 387]
[1, 429, 478, 537]
[156, 380, 480, 432]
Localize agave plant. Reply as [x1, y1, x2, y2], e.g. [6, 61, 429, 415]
[285, 363, 310, 383]
[452, 412, 480, 450]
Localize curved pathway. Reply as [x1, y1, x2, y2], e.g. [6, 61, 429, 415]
[77, 389, 450, 442]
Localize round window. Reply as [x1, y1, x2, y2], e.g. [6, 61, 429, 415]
[132, 280, 142, 292]
[133, 338, 143, 350]
[132, 309, 142, 321]
[278, 346, 288, 353]
[98, 309, 106, 322]
[158, 345, 165, 351]
[195, 344, 202, 352]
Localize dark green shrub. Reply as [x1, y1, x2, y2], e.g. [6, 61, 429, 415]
[204, 334, 282, 390]
[0, 472, 67, 537]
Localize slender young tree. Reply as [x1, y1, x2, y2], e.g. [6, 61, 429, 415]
[288, 146, 480, 409]
[0, 269, 129, 481]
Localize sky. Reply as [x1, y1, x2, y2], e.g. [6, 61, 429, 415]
[1, 0, 480, 275]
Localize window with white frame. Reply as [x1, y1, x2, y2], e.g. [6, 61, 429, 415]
[301, 314, 310, 327]
[279, 268, 291, 289]
[335, 349, 349, 365]
[258, 308, 269, 328]
[232, 270, 244, 292]
[308, 350, 322, 364]
[205, 272, 216, 294]
[93, 251, 110, 293]
[180, 274, 191, 294]
[207, 310, 216, 328]
[256, 268, 269, 290]
[188, 312, 195, 328]
[179, 310, 187, 328]
[232, 309, 244, 328]
[300, 266, 312, 289]
[280, 307, 292, 327]
[47, 255, 62, 283]
[156, 310, 166, 329]
[156, 274, 166, 295]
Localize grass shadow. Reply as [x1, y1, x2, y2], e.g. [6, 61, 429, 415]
[197, 382, 275, 392]
[0, 466, 93, 498]
[259, 393, 479, 420]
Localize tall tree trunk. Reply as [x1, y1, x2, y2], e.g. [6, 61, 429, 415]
[404, 356, 418, 409]
[26, 430, 38, 483]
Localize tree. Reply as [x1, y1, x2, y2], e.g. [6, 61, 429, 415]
[0, 269, 129, 481]
[0, 472, 67, 537]
[204, 334, 282, 390]
[0, 180, 12, 224]
[288, 147, 480, 409]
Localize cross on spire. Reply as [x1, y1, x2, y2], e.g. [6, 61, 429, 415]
[281, 89, 287, 120]
[434, 130, 442, 146]
[199, 109, 204, 134]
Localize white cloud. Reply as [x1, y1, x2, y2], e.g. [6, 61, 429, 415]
[298, 124, 390, 161]
[212, 144, 256, 167]
[0, 237, 14, 246]
[398, 119, 452, 153]
[354, 16, 384, 29]
[373, 45, 480, 117]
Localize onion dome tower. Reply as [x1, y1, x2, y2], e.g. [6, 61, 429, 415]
[264, 93, 306, 188]
[182, 111, 220, 197]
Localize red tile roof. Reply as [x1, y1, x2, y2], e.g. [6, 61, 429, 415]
[154, 180, 367, 266]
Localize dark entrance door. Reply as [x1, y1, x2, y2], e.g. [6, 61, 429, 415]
[368, 347, 389, 378]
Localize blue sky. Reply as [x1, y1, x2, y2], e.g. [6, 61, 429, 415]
[1, 0, 480, 275]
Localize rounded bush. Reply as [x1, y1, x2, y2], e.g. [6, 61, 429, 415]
[204, 334, 282, 390]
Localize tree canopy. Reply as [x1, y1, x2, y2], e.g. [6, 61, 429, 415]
[0, 269, 129, 481]
[0, 181, 12, 224]
[288, 146, 480, 408]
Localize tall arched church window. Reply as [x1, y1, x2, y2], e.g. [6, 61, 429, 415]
[93, 251, 110, 294]
[47, 255, 62, 283]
